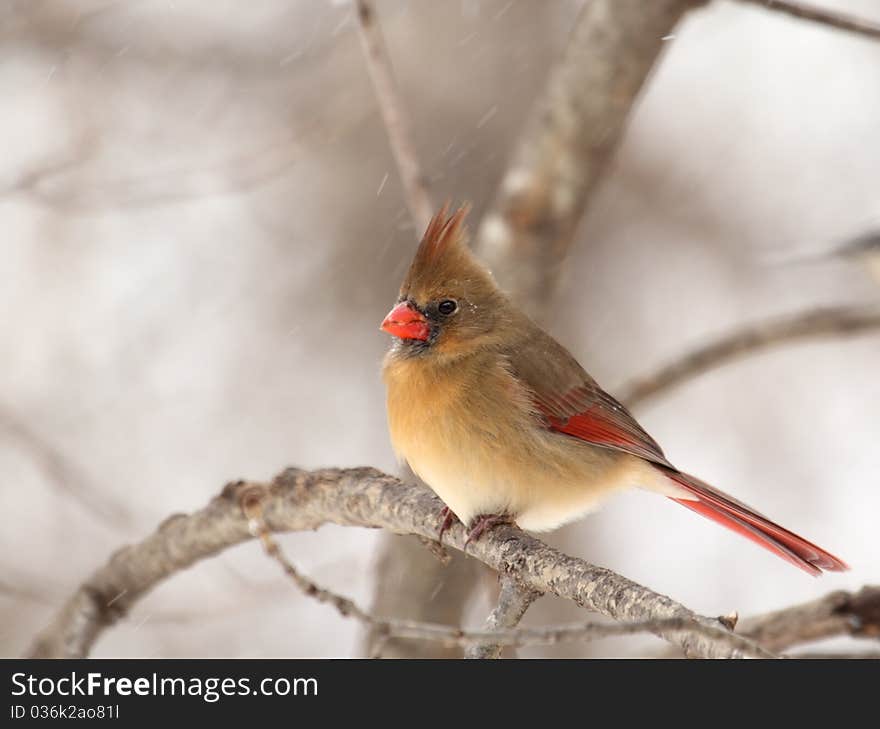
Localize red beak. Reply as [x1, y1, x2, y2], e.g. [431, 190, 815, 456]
[381, 301, 430, 341]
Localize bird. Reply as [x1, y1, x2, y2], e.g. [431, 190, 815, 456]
[380, 203, 848, 576]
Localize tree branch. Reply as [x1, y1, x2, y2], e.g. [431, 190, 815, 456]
[740, 586, 880, 653]
[617, 305, 880, 409]
[474, 0, 707, 322]
[738, 0, 880, 41]
[465, 575, 542, 659]
[354, 0, 433, 231]
[243, 497, 765, 655]
[28, 467, 775, 659]
[251, 489, 878, 657]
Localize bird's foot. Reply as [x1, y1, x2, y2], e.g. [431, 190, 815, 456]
[465, 513, 514, 549]
[437, 506, 458, 543]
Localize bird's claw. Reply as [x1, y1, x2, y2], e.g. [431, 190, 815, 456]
[464, 513, 513, 549]
[437, 506, 457, 543]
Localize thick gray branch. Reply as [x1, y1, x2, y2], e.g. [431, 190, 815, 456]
[28, 467, 772, 659]
[474, 0, 706, 321]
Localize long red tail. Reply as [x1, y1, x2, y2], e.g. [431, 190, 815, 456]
[666, 471, 848, 576]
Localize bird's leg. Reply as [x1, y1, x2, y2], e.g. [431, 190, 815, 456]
[464, 513, 514, 548]
[437, 505, 458, 543]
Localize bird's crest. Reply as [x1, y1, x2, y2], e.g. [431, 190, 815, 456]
[399, 202, 482, 300]
[413, 202, 471, 266]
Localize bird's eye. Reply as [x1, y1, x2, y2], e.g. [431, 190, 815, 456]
[437, 299, 458, 316]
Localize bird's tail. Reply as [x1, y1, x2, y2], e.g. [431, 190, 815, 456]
[665, 470, 848, 576]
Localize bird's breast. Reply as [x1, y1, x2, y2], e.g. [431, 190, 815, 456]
[382, 352, 636, 530]
[383, 354, 533, 470]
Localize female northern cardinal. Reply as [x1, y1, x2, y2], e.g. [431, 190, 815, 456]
[380, 204, 848, 576]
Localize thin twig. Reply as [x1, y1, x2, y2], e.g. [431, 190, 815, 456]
[618, 305, 880, 409]
[739, 0, 880, 41]
[242, 498, 376, 626]
[354, 0, 433, 231]
[27, 468, 775, 659]
[465, 576, 542, 659]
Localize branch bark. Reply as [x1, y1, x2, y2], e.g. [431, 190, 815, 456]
[465, 576, 542, 659]
[245, 499, 767, 655]
[28, 467, 775, 659]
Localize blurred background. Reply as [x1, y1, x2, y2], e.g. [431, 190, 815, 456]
[2, 0, 878, 658]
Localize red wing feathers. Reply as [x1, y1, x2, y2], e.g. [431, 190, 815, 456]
[504, 328, 670, 466]
[505, 331, 847, 575]
[534, 384, 670, 467]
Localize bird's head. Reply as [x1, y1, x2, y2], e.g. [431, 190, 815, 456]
[381, 203, 508, 360]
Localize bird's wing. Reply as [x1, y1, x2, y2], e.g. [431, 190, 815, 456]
[504, 325, 848, 575]
[505, 328, 672, 468]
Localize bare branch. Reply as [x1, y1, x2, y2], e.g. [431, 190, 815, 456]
[465, 575, 542, 659]
[738, 0, 880, 41]
[28, 468, 774, 659]
[740, 586, 880, 653]
[244, 496, 753, 654]
[354, 0, 433, 231]
[474, 0, 707, 321]
[242, 493, 377, 626]
[255, 523, 765, 652]
[618, 305, 880, 409]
